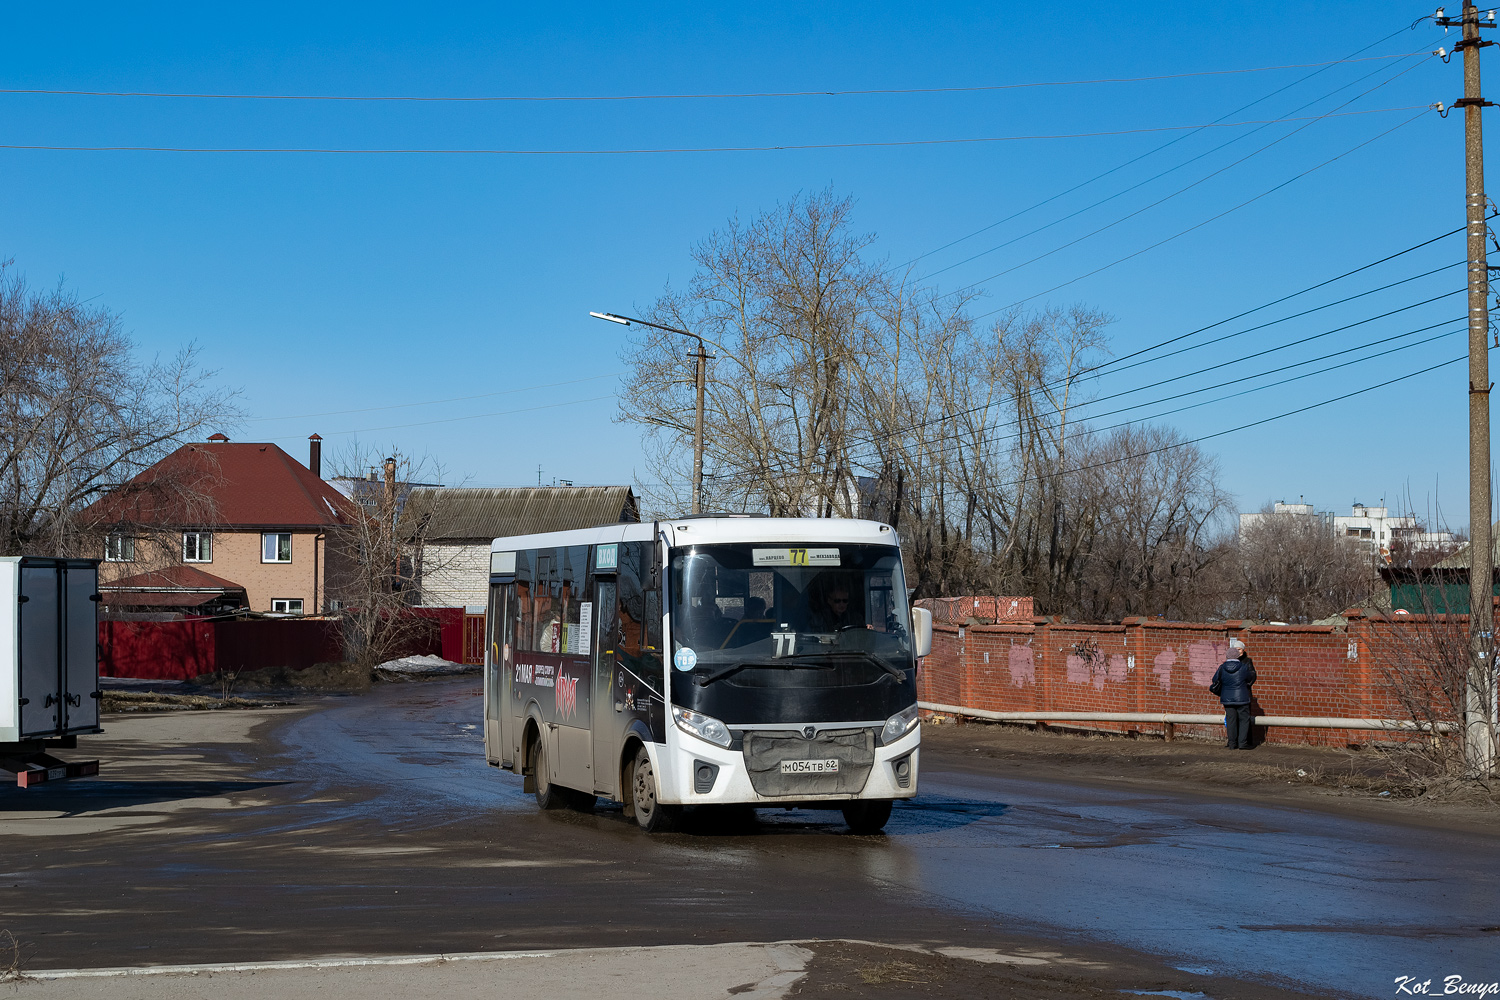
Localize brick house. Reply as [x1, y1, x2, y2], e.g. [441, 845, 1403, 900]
[85, 434, 354, 615]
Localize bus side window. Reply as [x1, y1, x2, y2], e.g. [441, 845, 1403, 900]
[560, 545, 587, 654]
[514, 551, 534, 652]
[534, 549, 558, 651]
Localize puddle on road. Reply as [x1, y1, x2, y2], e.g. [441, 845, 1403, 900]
[1122, 992, 1211, 1000]
[887, 798, 1010, 834]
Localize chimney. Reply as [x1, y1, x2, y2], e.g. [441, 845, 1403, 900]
[384, 456, 397, 508]
[308, 433, 322, 477]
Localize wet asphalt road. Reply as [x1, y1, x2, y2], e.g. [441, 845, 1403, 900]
[3, 678, 1497, 1000]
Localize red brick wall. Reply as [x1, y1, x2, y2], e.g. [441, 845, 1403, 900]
[915, 606, 1474, 747]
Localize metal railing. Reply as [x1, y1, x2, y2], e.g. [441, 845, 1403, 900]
[918, 702, 1456, 733]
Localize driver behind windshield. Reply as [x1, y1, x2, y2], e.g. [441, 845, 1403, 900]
[683, 565, 734, 650]
[807, 574, 864, 633]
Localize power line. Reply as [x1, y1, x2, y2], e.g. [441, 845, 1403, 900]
[972, 106, 1435, 318]
[676, 348, 1472, 500]
[0, 106, 1432, 156]
[1063, 274, 1462, 389]
[1068, 237, 1464, 379]
[896, 318, 1465, 462]
[327, 393, 616, 436]
[0, 55, 1423, 104]
[918, 50, 1431, 284]
[930, 354, 1470, 493]
[1055, 324, 1465, 430]
[858, 240, 1463, 446]
[245, 371, 624, 423]
[891, 25, 1424, 273]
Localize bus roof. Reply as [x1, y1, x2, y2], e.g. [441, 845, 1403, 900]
[489, 516, 899, 553]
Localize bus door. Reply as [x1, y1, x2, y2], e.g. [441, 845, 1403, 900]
[487, 581, 516, 768]
[590, 580, 619, 796]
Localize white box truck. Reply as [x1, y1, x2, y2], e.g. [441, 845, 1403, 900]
[0, 557, 102, 787]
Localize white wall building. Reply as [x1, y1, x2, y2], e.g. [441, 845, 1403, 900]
[1239, 498, 1455, 560]
[411, 486, 639, 610]
[1237, 499, 1324, 540]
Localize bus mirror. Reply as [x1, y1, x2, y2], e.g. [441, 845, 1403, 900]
[911, 607, 932, 659]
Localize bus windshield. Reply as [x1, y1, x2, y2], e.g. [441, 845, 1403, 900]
[668, 543, 915, 723]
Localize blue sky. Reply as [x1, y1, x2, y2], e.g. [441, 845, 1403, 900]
[0, 3, 1484, 529]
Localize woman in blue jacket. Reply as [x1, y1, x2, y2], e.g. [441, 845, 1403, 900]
[1211, 638, 1257, 750]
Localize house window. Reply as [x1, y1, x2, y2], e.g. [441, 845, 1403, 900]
[182, 532, 213, 563]
[105, 534, 136, 562]
[262, 532, 292, 563]
[270, 598, 304, 615]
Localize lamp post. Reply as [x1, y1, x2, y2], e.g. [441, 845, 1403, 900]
[592, 311, 708, 515]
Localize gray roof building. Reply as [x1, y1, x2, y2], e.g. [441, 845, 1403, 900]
[411, 486, 639, 542]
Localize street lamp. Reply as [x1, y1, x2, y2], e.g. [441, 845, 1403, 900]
[591, 311, 709, 515]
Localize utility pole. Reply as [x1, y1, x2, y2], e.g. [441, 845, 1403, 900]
[1441, 1, 1499, 776]
[692, 336, 707, 516]
[591, 311, 712, 515]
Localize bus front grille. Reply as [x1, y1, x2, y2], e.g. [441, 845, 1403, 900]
[742, 728, 875, 797]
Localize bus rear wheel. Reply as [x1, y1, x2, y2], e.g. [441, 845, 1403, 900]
[630, 745, 678, 833]
[842, 799, 893, 834]
[532, 734, 568, 811]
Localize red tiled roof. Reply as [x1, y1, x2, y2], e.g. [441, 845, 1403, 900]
[84, 442, 354, 529]
[102, 565, 247, 593]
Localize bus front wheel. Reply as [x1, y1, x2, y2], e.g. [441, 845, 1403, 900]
[630, 746, 678, 833]
[842, 799, 893, 834]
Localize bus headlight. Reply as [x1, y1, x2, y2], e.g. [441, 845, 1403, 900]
[881, 704, 920, 745]
[672, 706, 732, 748]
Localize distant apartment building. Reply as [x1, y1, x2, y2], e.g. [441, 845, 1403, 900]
[1239, 497, 1455, 561]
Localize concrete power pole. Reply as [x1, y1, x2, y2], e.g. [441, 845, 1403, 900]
[1443, 2, 1499, 776]
[692, 338, 706, 516]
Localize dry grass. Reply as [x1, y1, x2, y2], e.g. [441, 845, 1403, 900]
[1249, 761, 1497, 805]
[192, 661, 372, 693]
[101, 691, 284, 713]
[0, 930, 34, 986]
[856, 960, 929, 986]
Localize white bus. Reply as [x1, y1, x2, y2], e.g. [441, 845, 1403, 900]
[482, 516, 931, 833]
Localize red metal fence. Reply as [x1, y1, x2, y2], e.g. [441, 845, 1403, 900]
[99, 618, 344, 681]
[462, 614, 485, 665]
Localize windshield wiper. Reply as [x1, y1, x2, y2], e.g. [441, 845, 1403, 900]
[695, 659, 838, 687]
[779, 649, 909, 681]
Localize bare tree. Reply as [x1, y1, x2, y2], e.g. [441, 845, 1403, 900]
[1231, 504, 1379, 622]
[1369, 607, 1495, 785]
[1067, 426, 1230, 620]
[617, 190, 1236, 620]
[324, 444, 456, 669]
[0, 260, 237, 556]
[621, 189, 902, 518]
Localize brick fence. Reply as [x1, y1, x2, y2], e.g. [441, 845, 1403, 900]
[914, 599, 1477, 747]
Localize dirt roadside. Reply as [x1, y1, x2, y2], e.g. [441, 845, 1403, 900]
[793, 939, 1323, 1000]
[918, 718, 1500, 835]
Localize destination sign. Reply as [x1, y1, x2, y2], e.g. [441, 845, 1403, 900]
[752, 547, 841, 567]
